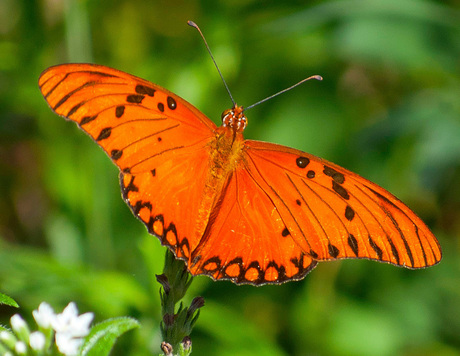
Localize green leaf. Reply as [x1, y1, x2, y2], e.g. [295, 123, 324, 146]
[81, 317, 140, 356]
[0, 293, 18, 308]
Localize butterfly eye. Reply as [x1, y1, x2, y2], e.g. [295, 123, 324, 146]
[236, 114, 247, 131]
[221, 109, 232, 126]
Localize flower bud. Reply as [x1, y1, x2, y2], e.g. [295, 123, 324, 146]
[0, 330, 17, 349]
[10, 315, 30, 342]
[29, 331, 46, 351]
[14, 341, 27, 355]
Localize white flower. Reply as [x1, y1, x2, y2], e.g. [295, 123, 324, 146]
[33, 302, 56, 329]
[52, 302, 93, 337]
[10, 314, 29, 342]
[52, 302, 94, 356]
[14, 341, 27, 355]
[0, 330, 16, 348]
[29, 331, 46, 351]
[10, 314, 27, 334]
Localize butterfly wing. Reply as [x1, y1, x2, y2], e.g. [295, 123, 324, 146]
[39, 63, 217, 261]
[39, 63, 216, 174]
[243, 140, 441, 268]
[187, 161, 318, 284]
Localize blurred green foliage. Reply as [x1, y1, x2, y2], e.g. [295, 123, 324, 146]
[1, 0, 459, 355]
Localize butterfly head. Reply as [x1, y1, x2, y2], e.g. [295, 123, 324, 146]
[221, 104, 247, 133]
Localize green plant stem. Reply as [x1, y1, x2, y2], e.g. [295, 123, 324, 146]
[156, 250, 204, 355]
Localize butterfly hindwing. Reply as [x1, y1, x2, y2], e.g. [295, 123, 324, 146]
[188, 164, 318, 284]
[119, 144, 214, 262]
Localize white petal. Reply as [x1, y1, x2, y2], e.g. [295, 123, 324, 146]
[71, 312, 94, 337]
[14, 341, 27, 354]
[62, 302, 79, 319]
[52, 302, 79, 333]
[29, 331, 46, 351]
[10, 314, 27, 333]
[32, 302, 55, 328]
[56, 332, 84, 356]
[51, 302, 93, 338]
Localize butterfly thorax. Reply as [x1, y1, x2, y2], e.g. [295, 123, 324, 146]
[211, 104, 247, 177]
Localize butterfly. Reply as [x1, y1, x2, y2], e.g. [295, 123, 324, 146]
[39, 63, 441, 285]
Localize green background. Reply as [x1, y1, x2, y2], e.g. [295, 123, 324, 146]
[1, 0, 459, 355]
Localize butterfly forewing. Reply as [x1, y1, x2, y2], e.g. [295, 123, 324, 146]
[243, 140, 442, 269]
[38, 64, 216, 174]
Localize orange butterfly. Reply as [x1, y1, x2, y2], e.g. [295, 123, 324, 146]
[39, 63, 441, 285]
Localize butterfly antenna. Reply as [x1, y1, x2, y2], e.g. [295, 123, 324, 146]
[188, 20, 236, 106]
[244, 75, 323, 112]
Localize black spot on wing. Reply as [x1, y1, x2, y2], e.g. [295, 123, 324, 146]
[127, 94, 144, 104]
[345, 206, 355, 221]
[80, 115, 98, 126]
[368, 236, 383, 260]
[135, 84, 155, 96]
[167, 96, 177, 110]
[323, 165, 345, 184]
[348, 234, 359, 256]
[307, 170, 315, 179]
[328, 243, 340, 258]
[111, 149, 123, 160]
[115, 105, 125, 118]
[157, 102, 165, 112]
[68, 102, 84, 117]
[96, 127, 112, 141]
[333, 181, 350, 200]
[389, 237, 400, 265]
[309, 249, 319, 259]
[296, 156, 310, 168]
